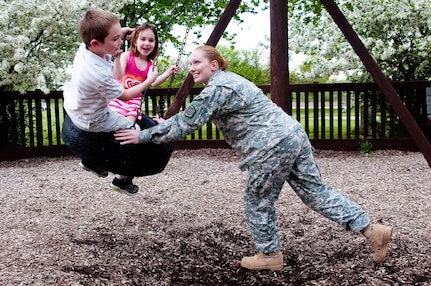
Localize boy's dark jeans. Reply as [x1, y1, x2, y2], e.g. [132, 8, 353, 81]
[61, 114, 174, 177]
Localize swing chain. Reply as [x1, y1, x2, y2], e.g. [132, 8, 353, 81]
[152, 3, 182, 69]
[135, 2, 183, 122]
[137, 0, 198, 119]
[156, 0, 199, 118]
[156, 23, 192, 117]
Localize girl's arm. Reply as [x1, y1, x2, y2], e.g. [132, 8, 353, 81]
[112, 27, 133, 80]
[152, 65, 180, 87]
[118, 65, 158, 101]
[113, 52, 129, 80]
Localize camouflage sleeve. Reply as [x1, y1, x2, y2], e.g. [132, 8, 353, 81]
[138, 85, 222, 144]
[139, 129, 152, 143]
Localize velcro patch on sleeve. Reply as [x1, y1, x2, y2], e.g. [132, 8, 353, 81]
[184, 105, 196, 118]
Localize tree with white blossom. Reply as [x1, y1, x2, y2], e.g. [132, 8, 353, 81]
[0, 0, 126, 93]
[288, 0, 431, 82]
[1, 0, 263, 93]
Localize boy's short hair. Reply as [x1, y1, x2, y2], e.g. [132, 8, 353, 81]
[78, 9, 119, 47]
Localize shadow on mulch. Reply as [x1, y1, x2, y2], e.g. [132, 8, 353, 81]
[60, 217, 430, 286]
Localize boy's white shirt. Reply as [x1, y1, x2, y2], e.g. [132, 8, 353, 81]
[64, 43, 134, 132]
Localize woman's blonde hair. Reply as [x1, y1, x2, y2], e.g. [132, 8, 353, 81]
[194, 45, 229, 71]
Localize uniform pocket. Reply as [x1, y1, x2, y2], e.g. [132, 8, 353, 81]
[246, 163, 277, 198]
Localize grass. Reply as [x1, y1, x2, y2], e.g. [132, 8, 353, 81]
[32, 100, 368, 146]
[26, 100, 65, 147]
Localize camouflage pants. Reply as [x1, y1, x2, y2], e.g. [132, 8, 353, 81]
[244, 127, 371, 253]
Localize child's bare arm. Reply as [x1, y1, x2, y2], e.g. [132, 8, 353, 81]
[152, 65, 180, 87]
[118, 66, 158, 101]
[113, 52, 128, 80]
[152, 116, 166, 124]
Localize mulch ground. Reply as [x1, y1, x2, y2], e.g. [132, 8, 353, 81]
[1, 149, 430, 285]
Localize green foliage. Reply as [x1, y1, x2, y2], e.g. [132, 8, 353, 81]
[288, 0, 325, 25]
[1, 0, 263, 93]
[216, 45, 270, 85]
[153, 45, 271, 88]
[118, 1, 263, 56]
[288, 0, 431, 82]
[359, 137, 373, 154]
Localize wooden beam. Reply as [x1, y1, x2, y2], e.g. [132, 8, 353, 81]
[164, 0, 242, 119]
[321, 0, 431, 167]
[270, 0, 290, 114]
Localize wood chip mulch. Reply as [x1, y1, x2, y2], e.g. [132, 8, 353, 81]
[1, 149, 430, 285]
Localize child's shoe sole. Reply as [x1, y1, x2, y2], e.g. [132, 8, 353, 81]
[110, 183, 139, 196]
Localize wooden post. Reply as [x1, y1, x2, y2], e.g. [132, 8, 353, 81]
[164, 0, 242, 119]
[270, 0, 290, 114]
[321, 0, 431, 167]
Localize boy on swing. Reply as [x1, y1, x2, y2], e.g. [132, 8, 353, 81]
[63, 8, 158, 195]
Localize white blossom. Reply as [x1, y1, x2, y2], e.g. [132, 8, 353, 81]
[14, 63, 24, 73]
[0, 0, 130, 93]
[289, 0, 431, 81]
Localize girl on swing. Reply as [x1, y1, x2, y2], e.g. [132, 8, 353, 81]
[109, 23, 179, 123]
[108, 23, 179, 194]
[62, 9, 175, 195]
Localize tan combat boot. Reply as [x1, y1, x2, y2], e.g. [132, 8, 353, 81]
[362, 223, 393, 264]
[240, 250, 283, 271]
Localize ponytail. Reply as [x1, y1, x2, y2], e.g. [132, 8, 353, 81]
[194, 46, 229, 71]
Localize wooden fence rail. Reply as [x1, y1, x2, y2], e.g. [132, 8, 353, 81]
[1, 81, 430, 161]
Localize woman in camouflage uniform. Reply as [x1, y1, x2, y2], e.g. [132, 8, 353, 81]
[115, 45, 393, 271]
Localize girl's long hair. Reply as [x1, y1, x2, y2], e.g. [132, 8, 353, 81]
[129, 23, 159, 60]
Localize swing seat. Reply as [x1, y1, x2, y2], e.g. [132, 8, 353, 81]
[61, 113, 174, 177]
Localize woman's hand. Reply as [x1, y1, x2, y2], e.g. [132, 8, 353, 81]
[152, 116, 165, 124]
[114, 129, 140, 145]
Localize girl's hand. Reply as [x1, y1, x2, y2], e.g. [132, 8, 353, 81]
[148, 65, 158, 82]
[170, 64, 180, 75]
[121, 27, 135, 40]
[113, 49, 124, 59]
[115, 129, 140, 145]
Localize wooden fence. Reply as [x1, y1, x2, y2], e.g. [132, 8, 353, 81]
[1, 81, 431, 161]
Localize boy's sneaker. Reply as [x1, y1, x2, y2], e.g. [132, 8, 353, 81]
[110, 177, 139, 196]
[240, 251, 283, 271]
[79, 161, 108, 178]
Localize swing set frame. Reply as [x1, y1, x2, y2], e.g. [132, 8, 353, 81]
[159, 0, 431, 167]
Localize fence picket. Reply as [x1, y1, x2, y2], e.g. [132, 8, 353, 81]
[1, 82, 430, 161]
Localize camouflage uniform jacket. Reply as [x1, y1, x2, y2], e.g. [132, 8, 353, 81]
[139, 70, 301, 170]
